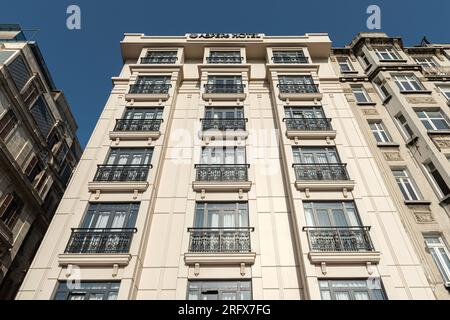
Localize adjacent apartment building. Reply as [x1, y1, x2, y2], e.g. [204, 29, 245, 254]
[0, 25, 82, 299]
[16, 32, 448, 300]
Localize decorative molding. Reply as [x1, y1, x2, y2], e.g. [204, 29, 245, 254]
[362, 108, 379, 116]
[383, 151, 403, 161]
[184, 253, 256, 265]
[405, 96, 436, 104]
[309, 251, 381, 264]
[58, 254, 132, 267]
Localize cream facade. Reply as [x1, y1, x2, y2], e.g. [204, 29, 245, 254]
[17, 32, 438, 300]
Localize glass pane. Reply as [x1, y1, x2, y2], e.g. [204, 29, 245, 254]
[354, 291, 370, 300]
[317, 209, 331, 226]
[335, 291, 350, 300]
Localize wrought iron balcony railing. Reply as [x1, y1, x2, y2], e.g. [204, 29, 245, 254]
[303, 226, 375, 252]
[65, 228, 137, 254]
[140, 56, 178, 64]
[204, 83, 245, 94]
[293, 163, 350, 181]
[188, 227, 254, 253]
[93, 165, 152, 182]
[129, 83, 171, 94]
[114, 119, 163, 132]
[201, 118, 247, 131]
[206, 56, 244, 64]
[272, 56, 309, 64]
[283, 118, 332, 131]
[195, 164, 249, 182]
[277, 83, 319, 94]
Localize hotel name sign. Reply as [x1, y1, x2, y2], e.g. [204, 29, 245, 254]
[187, 33, 264, 40]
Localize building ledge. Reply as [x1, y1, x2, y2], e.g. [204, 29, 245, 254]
[399, 90, 432, 95]
[279, 92, 323, 101]
[199, 130, 249, 141]
[286, 130, 336, 140]
[295, 180, 355, 191]
[377, 142, 400, 148]
[308, 251, 381, 264]
[125, 93, 170, 101]
[109, 131, 161, 141]
[202, 92, 247, 101]
[356, 101, 377, 106]
[129, 64, 182, 73]
[184, 252, 256, 265]
[88, 181, 149, 193]
[427, 129, 450, 135]
[404, 200, 432, 206]
[192, 181, 252, 192]
[58, 253, 132, 266]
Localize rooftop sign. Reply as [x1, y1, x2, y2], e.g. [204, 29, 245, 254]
[186, 33, 264, 39]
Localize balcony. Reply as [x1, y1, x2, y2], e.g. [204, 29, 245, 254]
[64, 228, 137, 254]
[277, 84, 322, 101]
[272, 56, 309, 64]
[88, 165, 151, 193]
[283, 118, 336, 140]
[304, 226, 380, 264]
[200, 118, 248, 140]
[206, 56, 243, 64]
[125, 83, 171, 101]
[203, 84, 246, 101]
[192, 164, 252, 192]
[140, 56, 178, 64]
[293, 163, 355, 192]
[422, 66, 450, 79]
[109, 119, 163, 141]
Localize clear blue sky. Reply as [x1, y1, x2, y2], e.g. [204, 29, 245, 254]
[1, 0, 448, 147]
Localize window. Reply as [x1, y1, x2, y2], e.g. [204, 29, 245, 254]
[424, 162, 450, 198]
[359, 53, 371, 68]
[201, 146, 246, 165]
[278, 75, 314, 85]
[394, 74, 423, 92]
[80, 203, 139, 230]
[0, 192, 22, 228]
[375, 47, 401, 61]
[337, 57, 353, 72]
[30, 97, 55, 138]
[438, 85, 450, 100]
[392, 169, 422, 201]
[425, 235, 450, 286]
[130, 76, 171, 94]
[123, 108, 163, 120]
[24, 155, 43, 184]
[53, 282, 120, 300]
[374, 78, 390, 100]
[416, 110, 450, 130]
[135, 76, 170, 85]
[272, 50, 307, 63]
[415, 56, 438, 69]
[194, 202, 248, 228]
[303, 201, 362, 227]
[395, 114, 414, 140]
[320, 279, 386, 300]
[284, 106, 325, 119]
[208, 51, 242, 63]
[351, 85, 371, 103]
[369, 121, 391, 143]
[105, 148, 153, 166]
[204, 107, 244, 119]
[293, 147, 340, 164]
[187, 281, 252, 300]
[206, 76, 243, 93]
[0, 109, 17, 140]
[143, 51, 177, 63]
[116, 108, 164, 132]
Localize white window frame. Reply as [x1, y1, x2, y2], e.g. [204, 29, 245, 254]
[351, 85, 371, 103]
[424, 235, 450, 287]
[375, 47, 400, 61]
[394, 75, 423, 92]
[337, 57, 353, 72]
[395, 114, 414, 140]
[392, 169, 421, 201]
[416, 110, 450, 131]
[438, 85, 450, 100]
[415, 56, 438, 69]
[369, 121, 391, 143]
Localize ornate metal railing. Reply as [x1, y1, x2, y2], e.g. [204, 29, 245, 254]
[129, 83, 171, 94]
[140, 56, 178, 64]
[93, 165, 152, 182]
[272, 56, 309, 64]
[206, 56, 244, 64]
[277, 83, 319, 94]
[188, 227, 254, 253]
[114, 119, 163, 132]
[283, 118, 332, 131]
[65, 228, 137, 254]
[195, 164, 249, 182]
[201, 118, 247, 131]
[303, 226, 374, 252]
[204, 83, 245, 94]
[293, 163, 350, 181]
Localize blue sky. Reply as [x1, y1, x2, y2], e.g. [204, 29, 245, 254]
[1, 0, 448, 147]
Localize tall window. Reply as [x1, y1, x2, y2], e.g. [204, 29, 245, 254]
[81, 203, 139, 230]
[123, 108, 163, 120]
[424, 162, 450, 198]
[208, 51, 242, 63]
[369, 121, 391, 143]
[144, 51, 177, 63]
[395, 114, 414, 140]
[201, 146, 246, 165]
[272, 50, 306, 63]
[53, 282, 120, 300]
[293, 147, 340, 164]
[337, 57, 353, 72]
[0, 192, 22, 228]
[394, 75, 423, 92]
[0, 109, 17, 140]
[374, 78, 390, 100]
[303, 202, 362, 227]
[424, 235, 450, 286]
[206, 76, 243, 93]
[392, 169, 422, 201]
[194, 202, 249, 228]
[416, 110, 450, 130]
[415, 56, 438, 69]
[284, 106, 325, 119]
[278, 75, 314, 85]
[207, 75, 242, 85]
[351, 85, 371, 103]
[105, 148, 153, 166]
[359, 53, 371, 68]
[204, 107, 244, 119]
[187, 281, 252, 300]
[375, 47, 401, 60]
[30, 97, 55, 138]
[320, 279, 386, 300]
[437, 85, 450, 100]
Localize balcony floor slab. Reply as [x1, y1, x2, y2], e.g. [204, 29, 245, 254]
[109, 131, 161, 141]
[88, 181, 149, 193]
[58, 253, 132, 266]
[184, 252, 256, 265]
[192, 181, 252, 192]
[308, 251, 381, 264]
[295, 180, 355, 191]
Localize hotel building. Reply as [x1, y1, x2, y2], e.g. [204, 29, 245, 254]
[16, 32, 445, 300]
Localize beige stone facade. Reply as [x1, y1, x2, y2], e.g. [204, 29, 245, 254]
[17, 32, 446, 300]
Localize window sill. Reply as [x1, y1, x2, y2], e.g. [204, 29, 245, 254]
[379, 59, 408, 63]
[377, 142, 400, 148]
[58, 253, 132, 267]
[399, 90, 432, 95]
[341, 70, 359, 74]
[308, 251, 381, 264]
[404, 200, 432, 206]
[356, 101, 377, 106]
[427, 129, 450, 135]
[192, 181, 252, 193]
